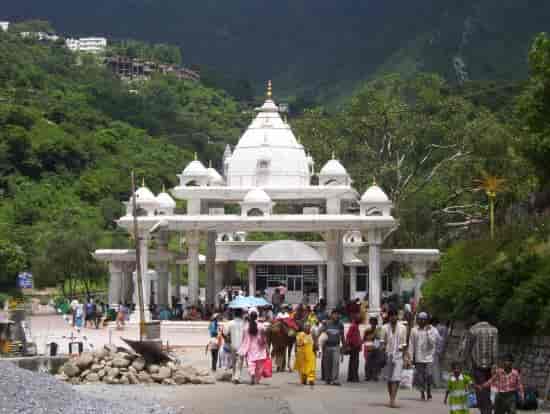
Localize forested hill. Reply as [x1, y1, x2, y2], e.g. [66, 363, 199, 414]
[3, 0, 550, 103]
[0, 29, 246, 290]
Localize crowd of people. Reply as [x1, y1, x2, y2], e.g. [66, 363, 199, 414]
[205, 300, 528, 414]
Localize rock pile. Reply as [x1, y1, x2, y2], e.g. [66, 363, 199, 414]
[56, 345, 216, 386]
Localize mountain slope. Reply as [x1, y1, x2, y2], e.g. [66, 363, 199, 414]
[3, 1, 550, 102]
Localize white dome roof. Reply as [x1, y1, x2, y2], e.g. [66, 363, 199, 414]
[134, 186, 158, 204]
[248, 240, 324, 264]
[182, 160, 208, 176]
[156, 191, 176, 209]
[207, 167, 224, 184]
[243, 188, 271, 204]
[227, 95, 310, 188]
[361, 185, 390, 203]
[320, 159, 348, 176]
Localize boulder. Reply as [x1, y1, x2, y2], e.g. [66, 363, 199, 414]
[151, 373, 163, 383]
[90, 364, 102, 372]
[104, 344, 118, 354]
[97, 369, 106, 379]
[167, 362, 177, 371]
[104, 376, 119, 385]
[69, 377, 81, 385]
[190, 376, 202, 385]
[119, 375, 130, 385]
[215, 371, 232, 382]
[112, 357, 131, 368]
[173, 373, 189, 385]
[55, 373, 69, 382]
[86, 373, 100, 382]
[147, 364, 160, 374]
[128, 373, 139, 384]
[75, 353, 95, 370]
[202, 376, 216, 385]
[178, 365, 198, 377]
[80, 369, 90, 379]
[107, 367, 120, 378]
[94, 348, 108, 360]
[105, 361, 113, 367]
[128, 366, 137, 374]
[196, 368, 210, 377]
[158, 367, 172, 380]
[63, 363, 80, 378]
[162, 379, 176, 386]
[131, 358, 146, 371]
[138, 372, 152, 383]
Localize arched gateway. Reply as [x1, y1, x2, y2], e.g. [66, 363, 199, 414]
[95, 82, 439, 321]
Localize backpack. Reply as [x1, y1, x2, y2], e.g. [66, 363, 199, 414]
[518, 387, 538, 410]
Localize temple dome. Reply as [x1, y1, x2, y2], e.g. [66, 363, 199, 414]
[243, 188, 271, 204]
[207, 167, 224, 185]
[226, 83, 310, 188]
[156, 191, 176, 209]
[320, 159, 347, 176]
[182, 160, 208, 177]
[248, 240, 324, 264]
[134, 186, 157, 205]
[361, 185, 390, 203]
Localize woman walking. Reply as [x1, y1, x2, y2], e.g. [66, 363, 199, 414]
[346, 314, 362, 382]
[239, 309, 268, 385]
[295, 323, 316, 385]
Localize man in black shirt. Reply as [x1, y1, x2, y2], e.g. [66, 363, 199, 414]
[321, 310, 345, 385]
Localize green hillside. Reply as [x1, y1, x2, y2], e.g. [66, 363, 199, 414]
[3, 1, 550, 104]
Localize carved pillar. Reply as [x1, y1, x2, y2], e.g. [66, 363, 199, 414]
[206, 231, 217, 305]
[215, 263, 225, 300]
[318, 265, 325, 301]
[187, 230, 201, 305]
[325, 230, 339, 311]
[411, 262, 429, 301]
[367, 229, 382, 317]
[248, 264, 256, 296]
[108, 262, 123, 307]
[349, 265, 357, 300]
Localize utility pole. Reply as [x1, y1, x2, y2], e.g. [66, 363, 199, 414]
[131, 171, 146, 341]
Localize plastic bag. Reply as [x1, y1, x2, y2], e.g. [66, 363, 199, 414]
[467, 391, 478, 408]
[400, 368, 414, 389]
[262, 358, 273, 378]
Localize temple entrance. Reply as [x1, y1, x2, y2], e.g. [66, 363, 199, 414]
[255, 264, 319, 304]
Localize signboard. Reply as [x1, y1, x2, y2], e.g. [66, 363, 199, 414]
[17, 272, 33, 289]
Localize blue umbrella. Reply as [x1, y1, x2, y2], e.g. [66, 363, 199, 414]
[228, 296, 271, 309]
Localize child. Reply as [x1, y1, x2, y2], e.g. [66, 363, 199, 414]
[444, 361, 473, 414]
[206, 332, 221, 372]
[478, 354, 524, 414]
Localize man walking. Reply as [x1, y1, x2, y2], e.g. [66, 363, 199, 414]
[321, 310, 345, 386]
[225, 308, 245, 384]
[382, 308, 408, 408]
[382, 308, 407, 408]
[461, 317, 499, 414]
[409, 312, 440, 400]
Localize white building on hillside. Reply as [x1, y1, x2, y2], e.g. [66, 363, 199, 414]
[95, 81, 440, 321]
[66, 37, 107, 54]
[20, 31, 60, 42]
[0, 22, 9, 32]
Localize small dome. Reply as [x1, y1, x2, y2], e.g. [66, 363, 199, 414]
[243, 188, 271, 204]
[248, 240, 324, 264]
[361, 185, 390, 203]
[134, 186, 157, 204]
[182, 160, 208, 176]
[320, 159, 347, 176]
[207, 167, 224, 185]
[156, 191, 176, 209]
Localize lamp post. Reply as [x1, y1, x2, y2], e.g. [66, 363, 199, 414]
[130, 171, 146, 341]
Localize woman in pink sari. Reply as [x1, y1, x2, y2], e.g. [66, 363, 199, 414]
[239, 309, 268, 385]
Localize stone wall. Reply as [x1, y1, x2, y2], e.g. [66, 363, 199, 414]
[443, 326, 550, 401]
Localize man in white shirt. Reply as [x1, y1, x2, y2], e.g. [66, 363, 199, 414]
[225, 308, 244, 383]
[381, 308, 408, 408]
[409, 312, 440, 401]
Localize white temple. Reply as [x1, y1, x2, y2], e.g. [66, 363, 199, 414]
[95, 81, 439, 320]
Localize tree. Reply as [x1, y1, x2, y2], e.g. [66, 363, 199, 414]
[0, 239, 26, 286]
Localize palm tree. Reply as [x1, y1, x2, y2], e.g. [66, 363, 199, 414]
[473, 172, 507, 239]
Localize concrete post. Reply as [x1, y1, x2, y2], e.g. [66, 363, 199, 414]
[187, 230, 201, 305]
[157, 263, 169, 307]
[367, 229, 382, 317]
[108, 262, 123, 307]
[206, 231, 217, 305]
[325, 230, 339, 311]
[336, 230, 344, 301]
[350, 265, 357, 300]
[174, 264, 182, 304]
[318, 265, 325, 301]
[215, 263, 225, 300]
[248, 265, 256, 296]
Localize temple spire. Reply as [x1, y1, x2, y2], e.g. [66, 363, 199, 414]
[194, 152, 198, 161]
[267, 80, 272, 99]
[142, 177, 145, 187]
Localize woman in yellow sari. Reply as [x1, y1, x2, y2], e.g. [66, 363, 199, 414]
[294, 323, 316, 385]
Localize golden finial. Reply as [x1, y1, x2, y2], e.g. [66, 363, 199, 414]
[372, 176, 377, 186]
[267, 80, 272, 99]
[194, 152, 198, 161]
